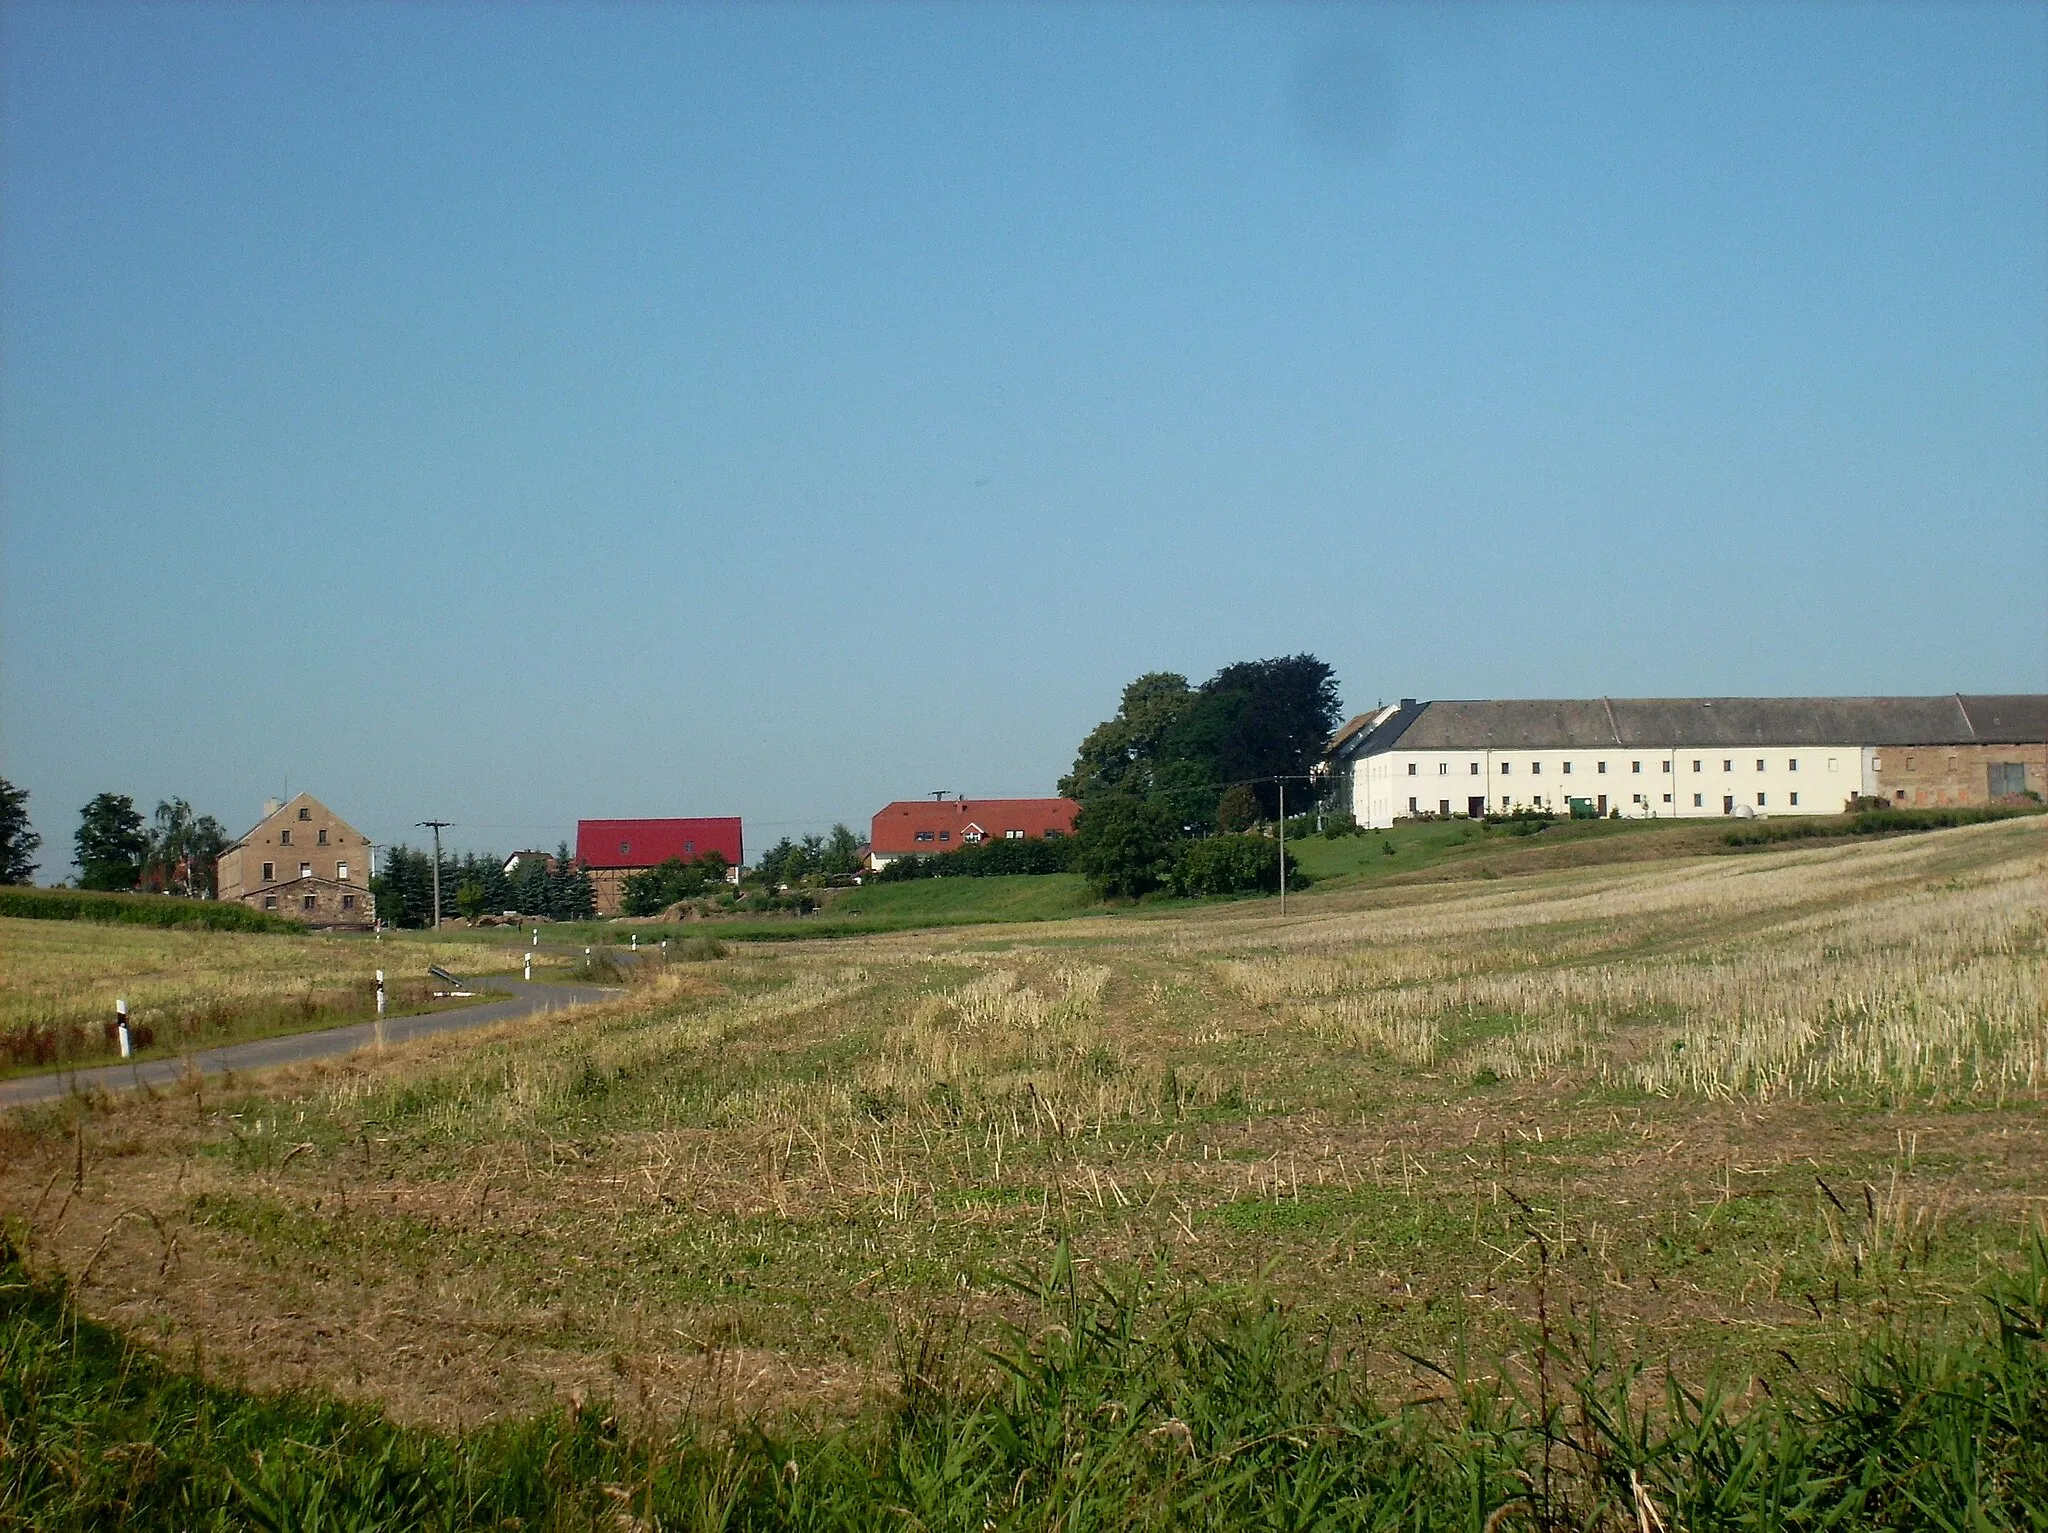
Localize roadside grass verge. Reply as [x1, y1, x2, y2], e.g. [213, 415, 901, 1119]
[0, 918, 554, 1076]
[5, 1230, 2046, 1531]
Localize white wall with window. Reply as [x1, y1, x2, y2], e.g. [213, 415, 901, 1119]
[1353, 746, 1873, 829]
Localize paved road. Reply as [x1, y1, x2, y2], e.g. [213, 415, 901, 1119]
[0, 978, 621, 1111]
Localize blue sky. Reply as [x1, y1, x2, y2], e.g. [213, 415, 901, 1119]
[4, 2, 2044, 867]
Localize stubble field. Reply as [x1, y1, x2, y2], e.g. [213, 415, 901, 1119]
[4, 815, 2046, 1527]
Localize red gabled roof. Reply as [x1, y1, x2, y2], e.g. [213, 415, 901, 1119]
[869, 798, 1079, 856]
[575, 818, 743, 870]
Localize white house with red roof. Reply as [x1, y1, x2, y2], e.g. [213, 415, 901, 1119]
[867, 796, 1078, 871]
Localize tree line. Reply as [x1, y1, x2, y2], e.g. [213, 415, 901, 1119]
[0, 780, 233, 896]
[373, 844, 597, 928]
[1057, 655, 1342, 899]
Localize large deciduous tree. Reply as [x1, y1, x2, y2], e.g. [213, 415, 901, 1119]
[143, 798, 230, 897]
[1071, 795, 1179, 900]
[0, 778, 39, 885]
[75, 793, 149, 891]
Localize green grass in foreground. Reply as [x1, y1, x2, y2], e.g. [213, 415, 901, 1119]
[6, 1233, 2046, 1531]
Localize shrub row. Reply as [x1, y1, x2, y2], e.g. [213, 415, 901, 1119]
[1724, 803, 2042, 847]
[0, 886, 302, 933]
[875, 835, 1077, 881]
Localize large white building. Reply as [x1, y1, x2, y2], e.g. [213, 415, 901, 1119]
[1328, 696, 2048, 830]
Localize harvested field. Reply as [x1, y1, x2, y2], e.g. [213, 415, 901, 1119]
[4, 817, 2046, 1442]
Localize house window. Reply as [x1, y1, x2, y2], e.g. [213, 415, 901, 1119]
[261, 861, 274, 882]
[1500, 762, 1511, 775]
[1408, 796, 1418, 813]
[303, 894, 317, 910]
[914, 831, 935, 843]
[1631, 793, 1642, 804]
[1788, 759, 1798, 772]
[619, 841, 631, 856]
[1756, 759, 1766, 772]
[337, 861, 349, 881]
[1006, 829, 1024, 839]
[1044, 829, 1064, 839]
[1989, 762, 2029, 796]
[1723, 795, 1734, 814]
[1694, 794, 1704, 807]
[1563, 761, 1573, 774]
[1662, 794, 1672, 804]
[1470, 762, 1480, 775]
[1828, 758, 1838, 772]
[1789, 792, 1799, 806]
[1872, 756, 1883, 770]
[1439, 762, 1449, 775]
[1531, 761, 1542, 773]
[1407, 762, 1418, 776]
[1895, 789, 1906, 801]
[1597, 761, 1607, 774]
[264, 895, 278, 909]
[280, 828, 291, 846]
[1905, 756, 1915, 769]
[298, 807, 310, 821]
[1692, 760, 1702, 772]
[684, 841, 695, 855]
[1661, 761, 1671, 773]
[938, 831, 950, 842]
[1631, 761, 1641, 773]
[318, 829, 329, 845]
[341, 894, 356, 910]
[1757, 793, 1767, 807]
[1723, 760, 1733, 772]
[300, 862, 311, 879]
[1439, 799, 1451, 816]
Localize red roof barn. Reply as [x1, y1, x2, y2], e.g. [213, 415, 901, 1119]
[575, 818, 744, 915]
[868, 798, 1078, 868]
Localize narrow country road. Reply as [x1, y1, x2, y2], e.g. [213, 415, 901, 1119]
[0, 978, 621, 1111]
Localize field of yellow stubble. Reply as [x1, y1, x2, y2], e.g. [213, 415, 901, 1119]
[4, 816, 2044, 1430]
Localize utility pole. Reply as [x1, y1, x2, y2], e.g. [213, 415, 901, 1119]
[1278, 780, 1286, 917]
[416, 820, 452, 929]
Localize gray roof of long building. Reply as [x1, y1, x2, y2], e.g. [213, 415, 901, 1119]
[1340, 695, 2048, 754]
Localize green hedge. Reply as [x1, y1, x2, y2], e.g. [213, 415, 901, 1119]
[0, 887, 303, 933]
[1724, 804, 2041, 847]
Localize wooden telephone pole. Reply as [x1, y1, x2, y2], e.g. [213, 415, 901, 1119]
[416, 820, 452, 928]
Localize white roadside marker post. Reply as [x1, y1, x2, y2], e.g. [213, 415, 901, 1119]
[524, 951, 533, 982]
[116, 998, 131, 1058]
[375, 969, 387, 1050]
[631, 933, 638, 952]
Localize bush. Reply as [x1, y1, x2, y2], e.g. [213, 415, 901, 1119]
[1322, 815, 1363, 839]
[876, 835, 1077, 882]
[0, 887, 302, 932]
[1170, 833, 1300, 897]
[1072, 796, 1180, 900]
[1724, 803, 2040, 847]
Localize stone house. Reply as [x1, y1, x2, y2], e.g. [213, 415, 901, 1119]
[215, 793, 376, 928]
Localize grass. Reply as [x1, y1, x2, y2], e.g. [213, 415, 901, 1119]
[3, 816, 2046, 1521]
[0, 885, 303, 932]
[5, 1229, 2046, 1529]
[0, 918, 559, 1076]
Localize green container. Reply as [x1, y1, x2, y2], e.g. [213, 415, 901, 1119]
[1567, 797, 1598, 820]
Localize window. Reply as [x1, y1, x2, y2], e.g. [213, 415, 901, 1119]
[337, 861, 349, 881]
[1470, 761, 1480, 775]
[1407, 762, 1418, 776]
[303, 894, 317, 910]
[341, 894, 356, 911]
[619, 841, 631, 856]
[1693, 793, 1704, 807]
[1500, 762, 1511, 775]
[1531, 761, 1541, 773]
[938, 831, 950, 842]
[1872, 756, 1883, 770]
[684, 841, 695, 854]
[261, 861, 274, 882]
[1905, 756, 1915, 769]
[1723, 760, 1733, 772]
[1989, 762, 2029, 796]
[1632, 761, 1642, 773]
[298, 806, 311, 821]
[1662, 793, 1672, 804]
[299, 862, 311, 879]
[1661, 760, 1671, 773]
[1439, 799, 1450, 816]
[264, 895, 278, 910]
[1757, 793, 1767, 807]
[1044, 829, 1064, 839]
[1788, 759, 1798, 772]
[1723, 795, 1734, 814]
[1408, 796, 1418, 813]
[1631, 793, 1642, 804]
[1692, 760, 1702, 772]
[1789, 792, 1799, 806]
[1439, 762, 1449, 775]
[1006, 828, 1024, 839]
[1895, 789, 1906, 801]
[1756, 759, 1766, 772]
[914, 831, 934, 843]
[318, 828, 329, 845]
[1597, 761, 1607, 774]
[280, 828, 291, 846]
[1563, 761, 1573, 774]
